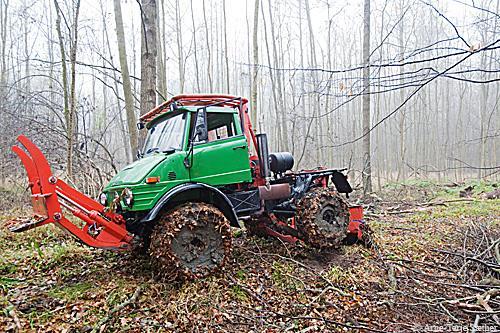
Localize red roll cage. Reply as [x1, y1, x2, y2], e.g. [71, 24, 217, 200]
[140, 94, 265, 186]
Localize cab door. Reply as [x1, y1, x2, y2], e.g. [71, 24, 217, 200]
[189, 111, 252, 186]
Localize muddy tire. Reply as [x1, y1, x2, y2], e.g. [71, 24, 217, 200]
[296, 187, 349, 249]
[149, 202, 232, 280]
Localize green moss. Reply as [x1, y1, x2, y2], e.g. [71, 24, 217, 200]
[0, 276, 22, 293]
[235, 269, 246, 280]
[271, 262, 300, 290]
[431, 199, 499, 219]
[27, 310, 54, 327]
[326, 265, 354, 286]
[230, 285, 248, 301]
[48, 282, 93, 302]
[0, 261, 17, 275]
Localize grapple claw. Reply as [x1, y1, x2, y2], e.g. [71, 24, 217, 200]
[6, 216, 48, 233]
[10, 135, 132, 250]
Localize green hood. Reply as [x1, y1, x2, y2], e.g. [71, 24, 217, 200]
[106, 154, 167, 187]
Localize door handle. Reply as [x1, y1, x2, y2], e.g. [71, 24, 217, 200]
[233, 145, 247, 150]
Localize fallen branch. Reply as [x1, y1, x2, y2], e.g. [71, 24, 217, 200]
[434, 249, 500, 271]
[245, 246, 350, 297]
[418, 198, 475, 206]
[227, 274, 267, 304]
[477, 293, 500, 326]
[91, 286, 142, 333]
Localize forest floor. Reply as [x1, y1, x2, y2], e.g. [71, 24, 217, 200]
[0, 180, 499, 332]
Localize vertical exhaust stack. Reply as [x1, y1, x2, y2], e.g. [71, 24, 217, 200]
[256, 133, 270, 178]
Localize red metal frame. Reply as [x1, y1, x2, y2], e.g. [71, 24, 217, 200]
[140, 94, 249, 123]
[11, 135, 132, 250]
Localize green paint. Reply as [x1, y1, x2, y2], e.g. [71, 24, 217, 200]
[103, 107, 252, 212]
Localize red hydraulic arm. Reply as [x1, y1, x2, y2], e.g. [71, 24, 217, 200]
[8, 135, 133, 250]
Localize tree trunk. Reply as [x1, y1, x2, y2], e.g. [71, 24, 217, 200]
[267, 0, 288, 151]
[190, 0, 201, 93]
[67, 0, 81, 179]
[202, 0, 212, 92]
[222, 0, 230, 93]
[53, 0, 69, 132]
[362, 0, 372, 194]
[250, 0, 259, 131]
[139, 0, 157, 142]
[156, 0, 167, 103]
[175, 0, 184, 93]
[114, 0, 139, 159]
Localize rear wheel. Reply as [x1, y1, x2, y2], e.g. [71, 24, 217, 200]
[149, 202, 232, 279]
[296, 187, 349, 249]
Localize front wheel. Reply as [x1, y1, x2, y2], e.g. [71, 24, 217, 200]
[149, 202, 232, 279]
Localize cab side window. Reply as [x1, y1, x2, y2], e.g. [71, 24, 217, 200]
[191, 111, 238, 143]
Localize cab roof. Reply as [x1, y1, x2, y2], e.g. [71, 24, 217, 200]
[140, 94, 248, 124]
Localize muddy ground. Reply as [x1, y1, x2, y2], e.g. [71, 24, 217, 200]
[0, 181, 499, 332]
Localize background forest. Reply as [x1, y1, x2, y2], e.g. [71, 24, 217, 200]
[0, 0, 498, 194]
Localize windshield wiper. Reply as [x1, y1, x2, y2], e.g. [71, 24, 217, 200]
[162, 147, 177, 154]
[145, 147, 160, 154]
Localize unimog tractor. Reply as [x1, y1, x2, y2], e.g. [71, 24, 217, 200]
[8, 94, 369, 279]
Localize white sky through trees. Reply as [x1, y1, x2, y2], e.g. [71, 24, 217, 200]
[1, 0, 498, 184]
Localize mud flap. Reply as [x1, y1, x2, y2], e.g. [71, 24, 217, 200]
[331, 171, 353, 194]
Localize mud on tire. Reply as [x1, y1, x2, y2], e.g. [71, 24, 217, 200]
[149, 202, 232, 280]
[296, 187, 349, 249]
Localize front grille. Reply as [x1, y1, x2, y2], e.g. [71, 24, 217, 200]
[168, 171, 177, 180]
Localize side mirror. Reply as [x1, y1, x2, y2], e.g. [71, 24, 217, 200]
[136, 122, 145, 130]
[193, 108, 208, 142]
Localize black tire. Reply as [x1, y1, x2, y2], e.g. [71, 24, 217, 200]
[149, 202, 232, 279]
[296, 187, 349, 249]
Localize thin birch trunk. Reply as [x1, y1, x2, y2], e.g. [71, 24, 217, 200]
[114, 0, 139, 159]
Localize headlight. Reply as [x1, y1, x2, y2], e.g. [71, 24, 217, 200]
[99, 192, 108, 206]
[122, 188, 134, 207]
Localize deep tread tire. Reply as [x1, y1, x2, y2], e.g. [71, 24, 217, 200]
[296, 187, 349, 249]
[149, 202, 232, 280]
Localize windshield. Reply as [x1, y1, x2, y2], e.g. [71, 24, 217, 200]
[143, 113, 186, 155]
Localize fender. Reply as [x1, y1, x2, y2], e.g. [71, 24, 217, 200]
[140, 183, 240, 227]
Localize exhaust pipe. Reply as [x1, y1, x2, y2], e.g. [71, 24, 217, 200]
[256, 133, 270, 178]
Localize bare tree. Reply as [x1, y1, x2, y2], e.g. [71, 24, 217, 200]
[223, 0, 230, 93]
[114, 0, 139, 159]
[157, 0, 167, 102]
[175, 0, 184, 93]
[190, 0, 201, 93]
[250, 0, 260, 130]
[362, 0, 372, 194]
[53, 0, 81, 178]
[202, 0, 213, 92]
[139, 0, 157, 134]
